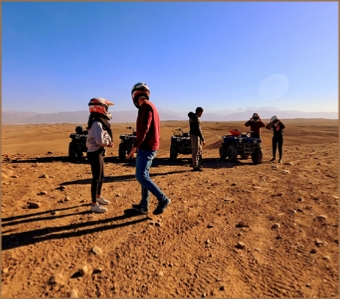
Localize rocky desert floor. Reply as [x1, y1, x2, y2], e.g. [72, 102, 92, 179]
[1, 119, 339, 298]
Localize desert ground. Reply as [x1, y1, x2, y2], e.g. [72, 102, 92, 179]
[1, 118, 339, 298]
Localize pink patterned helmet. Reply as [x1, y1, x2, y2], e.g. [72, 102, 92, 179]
[88, 97, 114, 120]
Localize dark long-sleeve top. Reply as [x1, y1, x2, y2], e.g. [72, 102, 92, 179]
[188, 112, 204, 142]
[133, 100, 160, 151]
[268, 121, 285, 137]
[244, 119, 265, 135]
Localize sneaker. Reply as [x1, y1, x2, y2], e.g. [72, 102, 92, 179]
[132, 204, 148, 214]
[153, 198, 171, 215]
[97, 197, 110, 205]
[270, 158, 275, 162]
[191, 167, 203, 172]
[90, 203, 107, 213]
[278, 158, 282, 163]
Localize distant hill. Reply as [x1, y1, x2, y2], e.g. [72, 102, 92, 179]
[1, 108, 338, 125]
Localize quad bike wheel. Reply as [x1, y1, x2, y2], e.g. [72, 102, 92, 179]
[119, 143, 127, 160]
[227, 144, 238, 161]
[219, 144, 227, 160]
[170, 144, 178, 160]
[68, 142, 83, 160]
[251, 147, 263, 164]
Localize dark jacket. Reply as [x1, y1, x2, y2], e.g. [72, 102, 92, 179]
[133, 100, 160, 151]
[244, 119, 265, 136]
[188, 112, 204, 142]
[268, 121, 285, 138]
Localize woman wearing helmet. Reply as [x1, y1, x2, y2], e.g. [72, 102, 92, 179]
[266, 115, 285, 163]
[244, 112, 266, 138]
[86, 97, 114, 213]
[127, 82, 171, 215]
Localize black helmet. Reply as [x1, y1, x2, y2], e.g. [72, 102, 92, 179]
[131, 82, 150, 108]
[252, 112, 260, 120]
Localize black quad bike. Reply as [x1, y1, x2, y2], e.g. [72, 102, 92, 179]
[170, 128, 192, 161]
[118, 126, 137, 160]
[219, 130, 263, 164]
[68, 126, 88, 160]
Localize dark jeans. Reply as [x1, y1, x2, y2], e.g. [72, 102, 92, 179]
[135, 149, 168, 208]
[250, 132, 260, 138]
[87, 148, 105, 203]
[272, 135, 283, 159]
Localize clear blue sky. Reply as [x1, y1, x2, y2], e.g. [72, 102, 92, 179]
[2, 1, 338, 114]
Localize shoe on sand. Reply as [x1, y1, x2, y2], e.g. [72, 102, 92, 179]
[132, 204, 148, 214]
[97, 197, 110, 205]
[153, 198, 171, 215]
[90, 203, 107, 213]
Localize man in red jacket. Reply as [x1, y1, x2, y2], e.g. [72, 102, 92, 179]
[127, 82, 171, 215]
[244, 112, 266, 138]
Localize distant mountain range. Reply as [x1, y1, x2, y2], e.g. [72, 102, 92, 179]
[1, 107, 338, 125]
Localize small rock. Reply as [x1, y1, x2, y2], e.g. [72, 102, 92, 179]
[115, 193, 121, 197]
[205, 239, 210, 244]
[219, 286, 225, 291]
[207, 224, 214, 228]
[315, 239, 323, 247]
[236, 221, 249, 228]
[235, 242, 245, 249]
[64, 196, 70, 202]
[38, 191, 48, 195]
[92, 267, 103, 274]
[317, 215, 327, 220]
[310, 248, 317, 254]
[49, 273, 65, 286]
[158, 271, 164, 276]
[79, 265, 88, 276]
[322, 256, 330, 261]
[155, 222, 161, 227]
[92, 246, 103, 255]
[59, 185, 66, 191]
[51, 211, 58, 215]
[27, 201, 41, 209]
[271, 223, 280, 229]
[2, 268, 9, 274]
[39, 174, 49, 178]
[69, 289, 78, 298]
[11, 175, 19, 178]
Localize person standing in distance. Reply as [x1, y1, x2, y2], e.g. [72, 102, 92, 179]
[244, 112, 266, 138]
[188, 107, 205, 172]
[86, 98, 114, 213]
[126, 82, 171, 215]
[266, 115, 285, 163]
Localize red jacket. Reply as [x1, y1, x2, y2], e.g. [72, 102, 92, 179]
[245, 119, 265, 135]
[133, 100, 160, 151]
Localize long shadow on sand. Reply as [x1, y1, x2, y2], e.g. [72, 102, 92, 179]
[2, 208, 150, 251]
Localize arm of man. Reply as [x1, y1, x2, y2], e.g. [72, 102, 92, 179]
[126, 108, 153, 159]
[245, 120, 251, 127]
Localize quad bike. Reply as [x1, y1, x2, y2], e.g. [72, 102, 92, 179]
[219, 129, 263, 164]
[68, 126, 88, 160]
[118, 126, 137, 160]
[170, 128, 192, 160]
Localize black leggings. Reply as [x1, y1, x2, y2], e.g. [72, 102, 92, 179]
[87, 148, 105, 203]
[272, 135, 283, 159]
